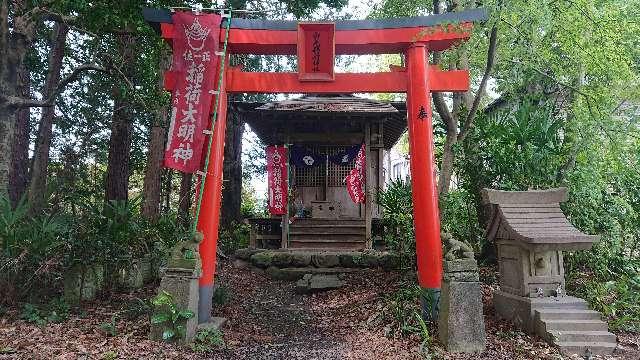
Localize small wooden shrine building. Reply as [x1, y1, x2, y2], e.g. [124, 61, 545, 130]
[234, 95, 407, 250]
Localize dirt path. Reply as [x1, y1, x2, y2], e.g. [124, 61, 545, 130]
[214, 260, 422, 359]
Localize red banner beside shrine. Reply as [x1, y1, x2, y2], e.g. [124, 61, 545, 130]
[267, 146, 288, 215]
[345, 143, 366, 203]
[164, 12, 222, 173]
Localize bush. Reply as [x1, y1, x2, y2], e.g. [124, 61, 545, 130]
[377, 179, 415, 270]
[0, 194, 188, 305]
[218, 222, 249, 254]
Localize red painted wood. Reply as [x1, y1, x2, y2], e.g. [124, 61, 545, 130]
[225, 67, 468, 93]
[162, 22, 472, 55]
[297, 23, 336, 81]
[197, 60, 228, 288]
[406, 44, 442, 289]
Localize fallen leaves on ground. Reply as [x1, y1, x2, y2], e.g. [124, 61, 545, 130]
[0, 261, 638, 359]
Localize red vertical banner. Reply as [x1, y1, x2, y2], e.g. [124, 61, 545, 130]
[345, 143, 366, 203]
[164, 12, 222, 173]
[267, 146, 288, 215]
[297, 23, 335, 81]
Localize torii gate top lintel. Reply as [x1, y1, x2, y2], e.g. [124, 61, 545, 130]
[144, 8, 487, 56]
[143, 8, 487, 94]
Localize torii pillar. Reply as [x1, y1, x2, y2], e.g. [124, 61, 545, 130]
[406, 44, 443, 316]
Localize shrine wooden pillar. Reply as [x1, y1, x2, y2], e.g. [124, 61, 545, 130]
[197, 57, 229, 324]
[405, 44, 443, 291]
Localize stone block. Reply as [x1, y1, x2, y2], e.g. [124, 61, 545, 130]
[63, 264, 104, 304]
[443, 259, 478, 273]
[271, 252, 295, 267]
[150, 269, 199, 343]
[361, 250, 380, 267]
[295, 274, 343, 294]
[311, 253, 340, 268]
[234, 248, 263, 260]
[250, 251, 275, 268]
[378, 252, 401, 270]
[438, 281, 486, 353]
[266, 266, 359, 281]
[337, 252, 361, 268]
[443, 271, 480, 282]
[290, 252, 312, 267]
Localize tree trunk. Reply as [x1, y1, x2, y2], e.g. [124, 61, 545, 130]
[221, 109, 244, 228]
[28, 22, 68, 212]
[105, 34, 136, 203]
[178, 172, 193, 226]
[0, 0, 32, 196]
[8, 65, 29, 206]
[141, 52, 170, 221]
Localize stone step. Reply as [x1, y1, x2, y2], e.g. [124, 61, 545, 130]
[556, 341, 617, 356]
[543, 320, 609, 332]
[532, 296, 590, 310]
[266, 266, 360, 281]
[535, 309, 602, 321]
[547, 330, 616, 344]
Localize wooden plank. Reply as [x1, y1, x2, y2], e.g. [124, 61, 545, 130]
[365, 123, 373, 249]
[507, 218, 569, 225]
[503, 212, 566, 219]
[500, 207, 564, 213]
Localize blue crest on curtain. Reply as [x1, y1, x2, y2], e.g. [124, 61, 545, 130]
[328, 143, 361, 166]
[290, 145, 323, 168]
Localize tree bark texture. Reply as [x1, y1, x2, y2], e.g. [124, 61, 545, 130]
[141, 52, 170, 221]
[8, 65, 29, 206]
[28, 22, 69, 212]
[221, 109, 244, 228]
[178, 172, 193, 226]
[0, 0, 33, 196]
[105, 34, 136, 203]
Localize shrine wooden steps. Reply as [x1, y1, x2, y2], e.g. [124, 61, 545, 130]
[289, 219, 366, 250]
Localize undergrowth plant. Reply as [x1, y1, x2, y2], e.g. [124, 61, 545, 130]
[151, 291, 195, 341]
[191, 328, 225, 352]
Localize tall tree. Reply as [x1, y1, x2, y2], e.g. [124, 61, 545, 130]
[221, 107, 244, 227]
[28, 22, 69, 212]
[8, 65, 29, 206]
[105, 33, 136, 203]
[141, 49, 170, 221]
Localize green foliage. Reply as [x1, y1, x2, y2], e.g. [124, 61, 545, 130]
[212, 285, 231, 306]
[151, 291, 195, 342]
[377, 180, 415, 269]
[191, 328, 225, 353]
[0, 193, 187, 304]
[382, 281, 431, 339]
[102, 350, 118, 360]
[219, 222, 250, 254]
[100, 316, 119, 337]
[19, 298, 70, 326]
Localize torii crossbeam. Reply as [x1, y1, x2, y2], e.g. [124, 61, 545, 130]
[144, 7, 487, 323]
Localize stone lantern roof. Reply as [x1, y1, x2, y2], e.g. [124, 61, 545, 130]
[482, 187, 599, 251]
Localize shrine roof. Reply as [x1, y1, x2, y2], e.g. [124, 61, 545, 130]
[232, 95, 407, 149]
[482, 188, 599, 251]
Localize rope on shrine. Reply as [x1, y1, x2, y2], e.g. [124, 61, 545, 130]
[191, 9, 232, 235]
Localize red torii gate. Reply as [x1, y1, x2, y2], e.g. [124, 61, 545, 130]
[144, 8, 487, 322]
